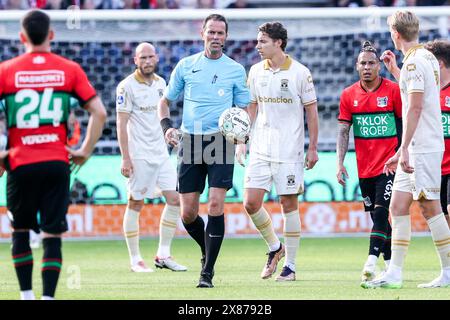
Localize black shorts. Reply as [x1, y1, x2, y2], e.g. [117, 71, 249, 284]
[177, 132, 235, 194]
[7, 161, 70, 234]
[440, 174, 450, 215]
[359, 173, 395, 212]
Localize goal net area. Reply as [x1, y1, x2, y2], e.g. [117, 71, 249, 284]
[0, 8, 448, 153]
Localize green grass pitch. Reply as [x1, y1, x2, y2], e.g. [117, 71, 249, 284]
[0, 237, 448, 300]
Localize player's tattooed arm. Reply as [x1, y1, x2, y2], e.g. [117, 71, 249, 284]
[336, 121, 350, 185]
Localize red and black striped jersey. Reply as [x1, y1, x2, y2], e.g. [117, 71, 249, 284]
[440, 83, 450, 176]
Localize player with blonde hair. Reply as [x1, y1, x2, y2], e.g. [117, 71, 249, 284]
[364, 11, 450, 289]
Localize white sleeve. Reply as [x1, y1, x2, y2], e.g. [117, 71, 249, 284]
[404, 57, 425, 94]
[248, 66, 257, 103]
[298, 67, 317, 106]
[116, 81, 133, 113]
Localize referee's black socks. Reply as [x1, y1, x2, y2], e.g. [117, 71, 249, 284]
[203, 214, 225, 276]
[42, 237, 62, 298]
[12, 231, 33, 292]
[183, 215, 206, 256]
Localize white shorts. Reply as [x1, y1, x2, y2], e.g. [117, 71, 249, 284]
[128, 159, 177, 201]
[392, 152, 443, 200]
[244, 157, 304, 195]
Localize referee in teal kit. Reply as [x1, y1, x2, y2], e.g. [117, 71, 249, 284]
[158, 14, 250, 288]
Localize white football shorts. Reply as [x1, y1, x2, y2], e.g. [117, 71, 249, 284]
[127, 159, 177, 201]
[392, 151, 443, 200]
[244, 156, 304, 195]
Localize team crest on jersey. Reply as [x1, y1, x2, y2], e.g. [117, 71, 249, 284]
[377, 96, 388, 108]
[406, 63, 416, 72]
[307, 75, 313, 83]
[158, 89, 164, 98]
[446, 96, 450, 108]
[280, 79, 289, 91]
[287, 175, 296, 187]
[353, 100, 358, 107]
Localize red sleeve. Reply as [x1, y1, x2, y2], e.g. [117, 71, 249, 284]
[392, 83, 402, 119]
[338, 89, 352, 123]
[72, 63, 97, 107]
[0, 64, 4, 98]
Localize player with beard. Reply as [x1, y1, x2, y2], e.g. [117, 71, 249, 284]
[116, 42, 187, 273]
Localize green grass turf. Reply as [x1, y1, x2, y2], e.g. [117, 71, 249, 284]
[0, 237, 448, 300]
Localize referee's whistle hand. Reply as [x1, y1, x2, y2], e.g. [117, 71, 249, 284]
[165, 128, 179, 147]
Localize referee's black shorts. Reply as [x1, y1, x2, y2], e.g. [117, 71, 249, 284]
[7, 161, 70, 234]
[177, 132, 235, 194]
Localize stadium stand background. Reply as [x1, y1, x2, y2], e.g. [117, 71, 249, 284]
[0, 28, 444, 154]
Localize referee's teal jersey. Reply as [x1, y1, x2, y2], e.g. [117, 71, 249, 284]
[164, 51, 250, 134]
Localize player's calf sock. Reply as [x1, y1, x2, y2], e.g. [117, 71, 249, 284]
[123, 207, 142, 264]
[369, 206, 389, 258]
[203, 215, 224, 275]
[12, 232, 34, 295]
[248, 207, 280, 252]
[382, 222, 392, 262]
[42, 237, 62, 298]
[282, 210, 301, 272]
[157, 205, 180, 258]
[427, 213, 450, 269]
[390, 215, 411, 272]
[183, 215, 206, 256]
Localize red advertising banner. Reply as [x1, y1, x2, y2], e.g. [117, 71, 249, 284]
[0, 202, 430, 238]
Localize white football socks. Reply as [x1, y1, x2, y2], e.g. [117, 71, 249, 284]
[123, 207, 142, 265]
[283, 210, 301, 272]
[248, 207, 280, 252]
[157, 205, 180, 259]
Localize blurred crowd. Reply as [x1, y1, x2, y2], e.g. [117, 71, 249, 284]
[0, 0, 447, 10]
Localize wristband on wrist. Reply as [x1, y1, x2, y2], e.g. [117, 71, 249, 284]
[160, 118, 173, 136]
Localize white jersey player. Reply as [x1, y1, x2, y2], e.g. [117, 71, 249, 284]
[236, 22, 319, 282]
[116, 42, 186, 272]
[364, 11, 450, 289]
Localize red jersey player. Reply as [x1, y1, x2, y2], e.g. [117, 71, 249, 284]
[0, 10, 106, 300]
[337, 41, 402, 285]
[424, 39, 450, 227]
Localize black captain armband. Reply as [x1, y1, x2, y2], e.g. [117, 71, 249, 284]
[160, 118, 173, 136]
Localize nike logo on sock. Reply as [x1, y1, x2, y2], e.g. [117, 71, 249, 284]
[209, 234, 222, 238]
[192, 69, 201, 73]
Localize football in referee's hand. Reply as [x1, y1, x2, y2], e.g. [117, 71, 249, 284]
[218, 108, 251, 145]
